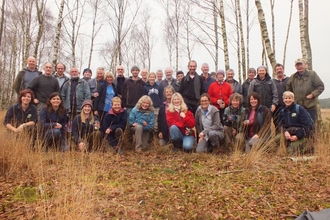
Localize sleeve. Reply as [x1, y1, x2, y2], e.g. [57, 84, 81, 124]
[271, 81, 279, 105]
[13, 72, 23, 94]
[30, 105, 38, 123]
[182, 110, 196, 128]
[166, 111, 184, 129]
[286, 76, 293, 92]
[311, 71, 325, 98]
[237, 83, 243, 95]
[71, 115, 80, 144]
[39, 108, 56, 129]
[296, 106, 311, 139]
[121, 83, 127, 107]
[3, 105, 15, 126]
[110, 111, 128, 132]
[93, 84, 104, 110]
[200, 76, 206, 93]
[248, 80, 254, 95]
[222, 107, 231, 126]
[26, 76, 39, 97]
[61, 83, 67, 107]
[145, 111, 154, 130]
[208, 84, 218, 106]
[88, 79, 96, 94]
[142, 86, 148, 96]
[84, 81, 91, 100]
[129, 108, 136, 126]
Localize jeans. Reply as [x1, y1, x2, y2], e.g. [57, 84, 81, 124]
[169, 125, 195, 150]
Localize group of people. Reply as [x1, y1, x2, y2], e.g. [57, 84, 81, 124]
[3, 56, 324, 155]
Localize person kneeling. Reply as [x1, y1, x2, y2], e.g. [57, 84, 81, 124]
[72, 100, 102, 152]
[277, 91, 312, 154]
[195, 93, 224, 153]
[166, 93, 196, 152]
[101, 97, 127, 152]
[129, 95, 154, 153]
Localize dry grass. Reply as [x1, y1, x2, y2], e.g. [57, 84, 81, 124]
[1, 110, 330, 219]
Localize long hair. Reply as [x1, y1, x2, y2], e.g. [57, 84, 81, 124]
[18, 89, 35, 105]
[168, 92, 188, 113]
[46, 92, 65, 115]
[135, 95, 154, 112]
[247, 92, 261, 110]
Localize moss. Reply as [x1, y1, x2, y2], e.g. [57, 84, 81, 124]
[13, 186, 38, 203]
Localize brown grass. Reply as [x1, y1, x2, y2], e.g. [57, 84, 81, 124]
[1, 110, 330, 219]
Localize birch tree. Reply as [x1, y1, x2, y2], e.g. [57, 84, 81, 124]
[282, 0, 294, 66]
[219, 0, 229, 71]
[255, 0, 277, 70]
[0, 0, 5, 47]
[299, 0, 312, 69]
[52, 0, 65, 66]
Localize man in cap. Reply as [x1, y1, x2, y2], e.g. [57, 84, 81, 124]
[82, 68, 92, 82]
[286, 58, 324, 124]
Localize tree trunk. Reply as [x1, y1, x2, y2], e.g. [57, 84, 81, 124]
[219, 0, 229, 71]
[52, 0, 65, 67]
[34, 0, 45, 61]
[304, 0, 312, 69]
[282, 0, 294, 67]
[234, 0, 241, 83]
[237, 0, 246, 83]
[255, 0, 277, 71]
[298, 0, 307, 61]
[246, 0, 250, 75]
[270, 0, 275, 60]
[0, 0, 5, 47]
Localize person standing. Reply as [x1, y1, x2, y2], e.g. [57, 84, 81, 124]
[156, 69, 163, 85]
[286, 58, 324, 124]
[140, 69, 149, 83]
[178, 60, 205, 115]
[160, 67, 179, 92]
[88, 67, 106, 99]
[13, 56, 42, 95]
[54, 62, 69, 90]
[248, 65, 278, 113]
[82, 68, 92, 82]
[208, 69, 232, 124]
[200, 63, 215, 92]
[273, 63, 289, 125]
[113, 65, 127, 98]
[61, 67, 91, 119]
[27, 62, 60, 114]
[242, 68, 256, 107]
[226, 69, 242, 94]
[121, 65, 145, 115]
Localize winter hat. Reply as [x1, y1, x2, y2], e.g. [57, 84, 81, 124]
[216, 69, 225, 76]
[131, 65, 140, 72]
[257, 65, 268, 73]
[83, 68, 92, 75]
[82, 100, 93, 109]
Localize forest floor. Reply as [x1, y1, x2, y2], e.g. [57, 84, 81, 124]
[1, 110, 330, 219]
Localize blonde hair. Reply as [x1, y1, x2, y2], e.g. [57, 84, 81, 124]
[104, 71, 114, 79]
[112, 96, 122, 104]
[168, 93, 188, 113]
[283, 91, 295, 99]
[80, 111, 94, 124]
[135, 95, 154, 111]
[148, 72, 156, 79]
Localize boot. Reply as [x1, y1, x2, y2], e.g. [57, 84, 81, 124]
[172, 139, 182, 152]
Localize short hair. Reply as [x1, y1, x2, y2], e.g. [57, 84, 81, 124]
[210, 72, 216, 76]
[226, 69, 235, 74]
[176, 71, 184, 76]
[230, 93, 243, 104]
[55, 62, 66, 71]
[148, 72, 156, 79]
[247, 92, 261, 109]
[200, 93, 210, 102]
[188, 60, 197, 67]
[135, 95, 154, 111]
[275, 63, 284, 70]
[112, 96, 122, 104]
[248, 68, 256, 74]
[18, 89, 35, 104]
[201, 63, 209, 68]
[257, 65, 268, 73]
[97, 67, 105, 71]
[104, 72, 114, 79]
[163, 85, 175, 96]
[168, 93, 188, 113]
[283, 91, 294, 99]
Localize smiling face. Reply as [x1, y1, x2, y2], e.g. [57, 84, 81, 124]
[295, 62, 306, 73]
[43, 63, 53, 76]
[257, 68, 267, 79]
[131, 69, 139, 78]
[50, 95, 62, 108]
[201, 64, 209, 74]
[200, 96, 210, 110]
[141, 100, 150, 110]
[173, 96, 181, 106]
[249, 96, 258, 108]
[21, 93, 32, 105]
[226, 70, 234, 80]
[283, 95, 295, 107]
[106, 76, 114, 84]
[112, 101, 121, 112]
[148, 74, 156, 85]
[56, 63, 65, 76]
[82, 104, 92, 114]
[27, 56, 36, 71]
[216, 73, 224, 82]
[231, 98, 240, 109]
[96, 69, 105, 80]
[165, 88, 174, 101]
[248, 70, 256, 80]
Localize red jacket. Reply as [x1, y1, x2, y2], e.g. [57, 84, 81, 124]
[208, 81, 233, 109]
[166, 109, 196, 137]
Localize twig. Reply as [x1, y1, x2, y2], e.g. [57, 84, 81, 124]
[216, 169, 244, 175]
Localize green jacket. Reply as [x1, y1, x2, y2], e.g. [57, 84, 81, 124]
[286, 70, 324, 110]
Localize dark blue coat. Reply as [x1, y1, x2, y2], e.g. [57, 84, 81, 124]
[143, 82, 163, 108]
[93, 83, 117, 111]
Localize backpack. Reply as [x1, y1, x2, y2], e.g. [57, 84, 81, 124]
[280, 104, 314, 132]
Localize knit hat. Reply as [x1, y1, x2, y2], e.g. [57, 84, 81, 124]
[83, 68, 92, 75]
[216, 69, 225, 76]
[131, 65, 140, 72]
[82, 100, 93, 109]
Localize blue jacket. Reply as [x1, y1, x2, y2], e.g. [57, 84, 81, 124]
[277, 103, 310, 139]
[143, 82, 163, 108]
[93, 83, 118, 111]
[61, 78, 91, 113]
[129, 107, 154, 131]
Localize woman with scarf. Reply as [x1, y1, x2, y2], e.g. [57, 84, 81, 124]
[101, 97, 127, 151]
[72, 100, 103, 152]
[207, 69, 233, 124]
[195, 93, 224, 153]
[39, 92, 68, 151]
[129, 95, 154, 153]
[166, 93, 196, 152]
